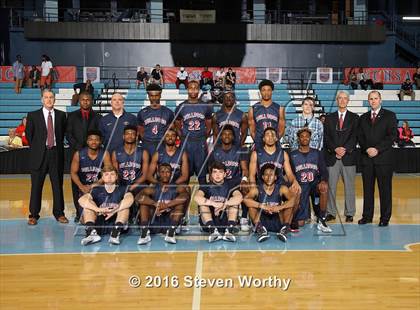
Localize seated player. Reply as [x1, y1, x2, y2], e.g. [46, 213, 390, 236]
[290, 128, 332, 233]
[136, 164, 189, 245]
[243, 164, 296, 243]
[78, 165, 134, 245]
[207, 125, 250, 231]
[70, 130, 111, 221]
[194, 161, 243, 243]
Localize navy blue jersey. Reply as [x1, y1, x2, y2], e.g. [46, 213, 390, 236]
[290, 148, 328, 184]
[215, 108, 244, 146]
[157, 147, 184, 182]
[256, 147, 284, 182]
[200, 182, 233, 203]
[208, 145, 246, 182]
[257, 182, 282, 206]
[175, 101, 213, 140]
[91, 185, 126, 209]
[78, 148, 105, 185]
[137, 106, 174, 142]
[153, 183, 178, 203]
[252, 102, 281, 142]
[115, 146, 144, 185]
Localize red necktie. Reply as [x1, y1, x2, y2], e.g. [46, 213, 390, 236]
[371, 112, 377, 124]
[339, 113, 344, 130]
[47, 111, 54, 148]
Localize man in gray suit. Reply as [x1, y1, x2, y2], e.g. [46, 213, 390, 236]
[323, 90, 359, 222]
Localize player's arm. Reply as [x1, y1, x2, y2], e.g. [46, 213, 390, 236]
[130, 150, 149, 189]
[164, 185, 189, 209]
[205, 116, 212, 138]
[248, 150, 258, 186]
[224, 190, 243, 207]
[117, 192, 134, 211]
[175, 152, 190, 185]
[174, 117, 183, 139]
[194, 190, 216, 207]
[135, 187, 156, 206]
[283, 152, 301, 194]
[247, 107, 256, 140]
[274, 185, 296, 212]
[240, 113, 248, 146]
[102, 150, 112, 167]
[111, 151, 119, 172]
[212, 114, 219, 144]
[70, 151, 91, 194]
[147, 152, 159, 184]
[278, 106, 286, 138]
[242, 187, 260, 209]
[79, 193, 101, 213]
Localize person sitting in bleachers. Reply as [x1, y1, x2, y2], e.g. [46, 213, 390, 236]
[73, 79, 94, 96]
[7, 128, 23, 148]
[150, 64, 164, 88]
[358, 68, 373, 90]
[225, 68, 236, 90]
[15, 117, 28, 146]
[413, 67, 420, 90]
[136, 67, 149, 89]
[397, 120, 415, 148]
[200, 67, 214, 89]
[399, 79, 415, 101]
[176, 67, 189, 89]
[28, 65, 40, 88]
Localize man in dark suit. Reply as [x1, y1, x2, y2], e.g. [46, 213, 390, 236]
[358, 90, 397, 226]
[25, 90, 68, 225]
[324, 91, 359, 223]
[66, 91, 101, 222]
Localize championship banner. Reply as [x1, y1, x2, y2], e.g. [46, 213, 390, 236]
[316, 67, 333, 83]
[0, 66, 76, 83]
[83, 67, 100, 83]
[162, 67, 256, 84]
[256, 68, 282, 83]
[343, 68, 416, 84]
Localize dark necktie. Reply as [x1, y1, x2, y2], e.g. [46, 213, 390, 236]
[339, 113, 344, 130]
[304, 119, 309, 127]
[371, 112, 377, 124]
[47, 111, 54, 148]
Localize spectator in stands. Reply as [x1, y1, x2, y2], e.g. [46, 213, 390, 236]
[12, 55, 24, 94]
[150, 64, 164, 88]
[214, 67, 226, 88]
[15, 117, 28, 146]
[28, 65, 40, 88]
[349, 69, 358, 90]
[7, 128, 23, 148]
[397, 120, 415, 148]
[318, 114, 326, 124]
[225, 68, 236, 90]
[40, 54, 53, 91]
[200, 67, 214, 89]
[98, 93, 137, 153]
[372, 78, 384, 90]
[358, 68, 373, 90]
[399, 79, 415, 101]
[176, 67, 189, 89]
[413, 67, 420, 89]
[136, 67, 148, 89]
[73, 79, 94, 96]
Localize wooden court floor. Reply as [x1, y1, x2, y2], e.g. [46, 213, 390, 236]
[0, 175, 419, 309]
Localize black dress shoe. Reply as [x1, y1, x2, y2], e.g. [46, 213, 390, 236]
[379, 221, 389, 227]
[325, 214, 336, 222]
[345, 216, 353, 223]
[358, 218, 372, 225]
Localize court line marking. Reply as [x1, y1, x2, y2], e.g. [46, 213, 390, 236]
[192, 251, 203, 310]
[404, 242, 420, 252]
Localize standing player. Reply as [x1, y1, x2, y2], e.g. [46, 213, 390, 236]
[78, 165, 134, 245]
[207, 125, 250, 231]
[248, 79, 285, 150]
[136, 164, 189, 244]
[194, 162, 243, 243]
[243, 164, 296, 242]
[137, 84, 175, 157]
[212, 91, 248, 146]
[70, 130, 111, 217]
[175, 80, 213, 184]
[290, 128, 331, 232]
[147, 128, 189, 185]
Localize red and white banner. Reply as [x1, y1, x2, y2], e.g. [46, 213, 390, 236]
[162, 67, 256, 84]
[0, 66, 76, 83]
[83, 67, 100, 83]
[343, 68, 416, 84]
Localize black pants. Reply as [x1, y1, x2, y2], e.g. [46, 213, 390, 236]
[71, 180, 83, 218]
[29, 148, 65, 219]
[361, 164, 393, 222]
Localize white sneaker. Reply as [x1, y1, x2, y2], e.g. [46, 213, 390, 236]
[81, 229, 101, 246]
[209, 228, 222, 243]
[222, 229, 236, 242]
[164, 229, 177, 244]
[240, 218, 250, 232]
[317, 221, 332, 233]
[137, 229, 151, 245]
[108, 234, 120, 245]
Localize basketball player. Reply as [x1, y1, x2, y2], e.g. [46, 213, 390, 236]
[194, 161, 243, 243]
[207, 125, 250, 231]
[212, 91, 248, 146]
[248, 79, 285, 151]
[79, 165, 134, 245]
[243, 163, 296, 242]
[175, 80, 213, 184]
[70, 130, 111, 218]
[136, 164, 189, 244]
[289, 128, 332, 232]
[137, 84, 175, 157]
